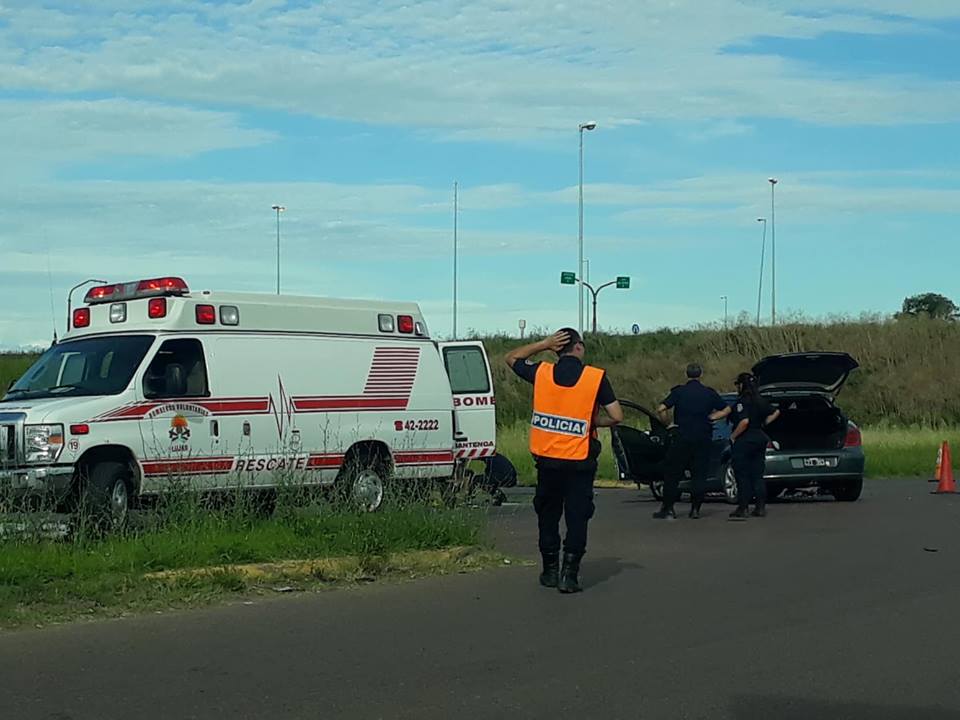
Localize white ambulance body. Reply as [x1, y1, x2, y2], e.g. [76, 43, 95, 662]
[0, 277, 497, 516]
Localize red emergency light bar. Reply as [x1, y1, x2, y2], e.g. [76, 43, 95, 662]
[84, 277, 189, 305]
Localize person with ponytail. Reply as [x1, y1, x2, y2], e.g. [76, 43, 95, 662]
[726, 372, 780, 520]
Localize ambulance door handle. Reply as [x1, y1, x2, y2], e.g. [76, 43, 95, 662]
[210, 420, 219, 438]
[455, 432, 468, 441]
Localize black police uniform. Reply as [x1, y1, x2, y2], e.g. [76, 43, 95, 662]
[729, 395, 775, 513]
[659, 379, 727, 516]
[512, 356, 616, 555]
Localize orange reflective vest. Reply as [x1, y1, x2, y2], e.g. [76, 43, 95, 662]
[529, 362, 604, 461]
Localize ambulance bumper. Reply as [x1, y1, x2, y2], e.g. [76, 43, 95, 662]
[0, 465, 75, 494]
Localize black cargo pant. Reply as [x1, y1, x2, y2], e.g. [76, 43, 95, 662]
[731, 434, 767, 509]
[533, 463, 596, 556]
[663, 434, 712, 510]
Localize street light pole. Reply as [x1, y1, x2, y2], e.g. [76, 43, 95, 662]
[756, 217, 767, 325]
[272, 204, 285, 295]
[66, 278, 107, 333]
[453, 181, 458, 340]
[768, 178, 778, 324]
[581, 278, 620, 333]
[721, 295, 729, 329]
[578, 121, 597, 335]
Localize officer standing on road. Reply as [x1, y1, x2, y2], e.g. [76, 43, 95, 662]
[722, 372, 781, 520]
[655, 363, 728, 520]
[505, 328, 623, 594]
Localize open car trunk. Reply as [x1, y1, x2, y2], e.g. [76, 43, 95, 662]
[764, 394, 847, 451]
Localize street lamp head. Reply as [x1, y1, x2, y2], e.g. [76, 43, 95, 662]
[757, 217, 766, 222]
[272, 205, 286, 212]
[579, 121, 597, 131]
[768, 177, 778, 185]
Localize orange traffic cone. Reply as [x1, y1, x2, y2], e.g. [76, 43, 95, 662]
[934, 442, 956, 494]
[932, 443, 944, 483]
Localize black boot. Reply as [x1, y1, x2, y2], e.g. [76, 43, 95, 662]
[689, 503, 702, 520]
[539, 552, 560, 588]
[557, 552, 583, 594]
[751, 503, 766, 518]
[653, 505, 677, 520]
[729, 506, 750, 521]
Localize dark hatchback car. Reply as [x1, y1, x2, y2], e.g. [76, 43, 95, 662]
[611, 352, 866, 503]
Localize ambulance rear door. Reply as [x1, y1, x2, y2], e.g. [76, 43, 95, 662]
[439, 341, 496, 461]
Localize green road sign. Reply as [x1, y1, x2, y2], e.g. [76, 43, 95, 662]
[616, 276, 630, 289]
[560, 271, 576, 285]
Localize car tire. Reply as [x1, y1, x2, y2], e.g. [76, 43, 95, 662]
[80, 460, 132, 532]
[722, 462, 739, 505]
[830, 477, 863, 502]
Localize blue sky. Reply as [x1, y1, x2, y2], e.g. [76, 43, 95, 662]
[1, 0, 959, 347]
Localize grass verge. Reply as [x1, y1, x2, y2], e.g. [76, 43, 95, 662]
[493, 421, 957, 484]
[0, 498, 497, 631]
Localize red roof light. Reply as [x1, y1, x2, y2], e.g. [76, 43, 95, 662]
[138, 277, 188, 294]
[148, 297, 167, 319]
[72, 308, 90, 328]
[84, 277, 189, 304]
[195, 304, 216, 325]
[397, 315, 414, 334]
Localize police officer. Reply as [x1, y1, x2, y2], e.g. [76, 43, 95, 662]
[723, 372, 780, 520]
[505, 328, 623, 593]
[655, 363, 728, 520]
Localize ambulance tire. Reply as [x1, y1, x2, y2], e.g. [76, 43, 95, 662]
[79, 460, 133, 532]
[336, 445, 390, 512]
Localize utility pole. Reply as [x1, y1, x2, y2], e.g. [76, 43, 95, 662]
[721, 295, 729, 329]
[768, 178, 778, 324]
[578, 121, 597, 334]
[756, 217, 767, 325]
[453, 181, 458, 340]
[272, 204, 285, 294]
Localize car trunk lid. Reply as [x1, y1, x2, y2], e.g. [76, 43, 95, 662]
[752, 352, 858, 396]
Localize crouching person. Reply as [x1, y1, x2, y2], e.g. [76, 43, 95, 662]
[505, 328, 623, 593]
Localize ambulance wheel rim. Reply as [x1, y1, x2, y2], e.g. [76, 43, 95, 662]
[111, 479, 129, 519]
[353, 470, 384, 511]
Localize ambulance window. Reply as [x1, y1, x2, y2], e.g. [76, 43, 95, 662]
[443, 346, 490, 394]
[143, 339, 209, 399]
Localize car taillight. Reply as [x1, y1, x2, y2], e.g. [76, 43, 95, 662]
[72, 308, 90, 328]
[148, 297, 167, 319]
[195, 304, 216, 324]
[397, 315, 414, 334]
[844, 425, 862, 448]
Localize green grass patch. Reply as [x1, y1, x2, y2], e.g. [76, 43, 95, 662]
[494, 420, 955, 483]
[0, 495, 490, 630]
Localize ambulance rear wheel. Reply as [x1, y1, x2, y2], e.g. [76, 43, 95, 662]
[337, 446, 390, 512]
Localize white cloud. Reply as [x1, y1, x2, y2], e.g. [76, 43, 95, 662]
[0, 98, 274, 180]
[0, 0, 957, 139]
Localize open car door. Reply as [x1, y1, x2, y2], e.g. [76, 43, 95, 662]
[610, 400, 670, 487]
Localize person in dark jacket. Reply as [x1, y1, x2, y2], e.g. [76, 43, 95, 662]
[655, 363, 729, 519]
[722, 372, 781, 520]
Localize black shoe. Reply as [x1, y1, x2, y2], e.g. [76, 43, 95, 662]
[557, 552, 583, 594]
[689, 505, 702, 520]
[751, 505, 767, 518]
[653, 507, 677, 520]
[728, 507, 750, 521]
[539, 552, 560, 588]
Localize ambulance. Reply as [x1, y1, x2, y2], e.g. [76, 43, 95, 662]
[0, 277, 499, 520]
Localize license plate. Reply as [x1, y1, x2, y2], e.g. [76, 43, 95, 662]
[802, 457, 838, 468]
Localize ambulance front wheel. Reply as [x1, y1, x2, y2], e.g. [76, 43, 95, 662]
[79, 460, 133, 531]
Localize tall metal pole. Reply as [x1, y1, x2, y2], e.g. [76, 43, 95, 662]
[578, 129, 584, 335]
[272, 204, 285, 295]
[577, 121, 596, 335]
[453, 181, 458, 340]
[756, 217, 767, 325]
[721, 295, 728, 329]
[768, 179, 778, 324]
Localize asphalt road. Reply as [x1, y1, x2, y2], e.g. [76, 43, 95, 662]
[2, 480, 959, 720]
